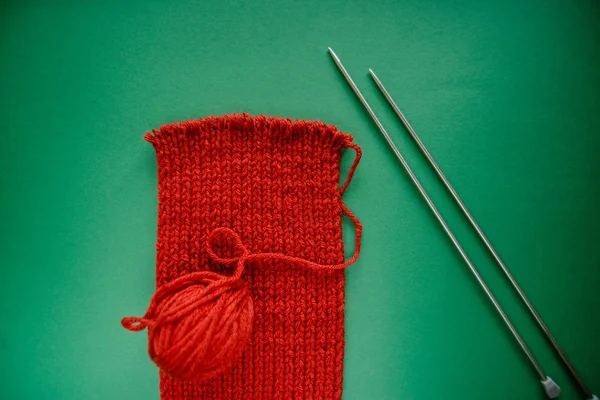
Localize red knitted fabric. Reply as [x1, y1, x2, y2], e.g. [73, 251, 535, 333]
[125, 114, 362, 400]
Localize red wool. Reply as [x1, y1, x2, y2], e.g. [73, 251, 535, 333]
[122, 114, 362, 399]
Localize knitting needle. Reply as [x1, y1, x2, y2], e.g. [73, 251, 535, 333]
[327, 47, 560, 399]
[368, 69, 598, 400]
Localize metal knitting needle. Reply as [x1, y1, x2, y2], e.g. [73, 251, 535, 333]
[369, 69, 598, 400]
[328, 47, 561, 398]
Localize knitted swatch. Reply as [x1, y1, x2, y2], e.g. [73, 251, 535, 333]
[123, 113, 362, 400]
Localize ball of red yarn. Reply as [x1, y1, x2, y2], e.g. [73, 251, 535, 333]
[122, 270, 254, 382]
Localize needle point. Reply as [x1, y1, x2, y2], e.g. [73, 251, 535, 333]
[327, 47, 339, 61]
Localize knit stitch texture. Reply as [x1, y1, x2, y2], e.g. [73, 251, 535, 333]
[141, 113, 361, 400]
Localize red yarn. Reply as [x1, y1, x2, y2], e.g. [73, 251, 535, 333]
[122, 114, 362, 399]
[120, 233, 254, 382]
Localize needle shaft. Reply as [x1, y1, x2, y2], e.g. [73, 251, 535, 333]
[327, 47, 557, 394]
[369, 69, 595, 400]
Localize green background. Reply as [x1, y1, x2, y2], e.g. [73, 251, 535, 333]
[1, 1, 598, 399]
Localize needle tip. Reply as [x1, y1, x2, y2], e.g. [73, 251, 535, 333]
[369, 69, 378, 81]
[327, 47, 340, 62]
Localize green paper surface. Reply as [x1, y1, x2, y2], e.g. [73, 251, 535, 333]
[1, 1, 599, 399]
